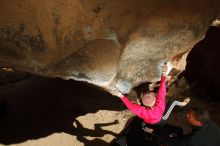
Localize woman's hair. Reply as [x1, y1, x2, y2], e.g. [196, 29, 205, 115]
[142, 90, 151, 95]
[193, 108, 210, 124]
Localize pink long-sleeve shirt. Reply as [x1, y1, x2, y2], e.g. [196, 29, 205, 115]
[121, 76, 166, 124]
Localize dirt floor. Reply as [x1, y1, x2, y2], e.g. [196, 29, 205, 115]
[0, 76, 133, 146]
[0, 76, 220, 146]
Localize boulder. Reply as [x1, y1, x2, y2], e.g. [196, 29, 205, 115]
[0, 0, 219, 92]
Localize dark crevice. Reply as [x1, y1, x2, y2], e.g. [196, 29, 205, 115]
[183, 26, 220, 101]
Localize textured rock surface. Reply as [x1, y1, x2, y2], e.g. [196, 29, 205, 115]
[0, 0, 220, 92]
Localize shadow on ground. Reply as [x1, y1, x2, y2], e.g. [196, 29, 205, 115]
[0, 76, 124, 145]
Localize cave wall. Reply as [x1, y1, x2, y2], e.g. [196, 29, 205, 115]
[183, 26, 220, 100]
[0, 0, 220, 92]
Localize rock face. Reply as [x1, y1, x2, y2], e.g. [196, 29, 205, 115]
[0, 0, 219, 92]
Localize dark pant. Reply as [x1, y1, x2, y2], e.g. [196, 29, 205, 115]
[113, 117, 183, 146]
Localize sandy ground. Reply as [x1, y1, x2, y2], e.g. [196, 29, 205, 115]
[0, 76, 220, 146]
[0, 76, 133, 146]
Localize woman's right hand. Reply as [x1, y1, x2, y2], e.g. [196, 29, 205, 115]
[162, 64, 168, 76]
[162, 61, 172, 76]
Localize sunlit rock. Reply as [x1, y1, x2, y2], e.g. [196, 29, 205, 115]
[0, 0, 219, 92]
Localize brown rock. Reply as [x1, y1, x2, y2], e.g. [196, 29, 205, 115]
[0, 0, 220, 92]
